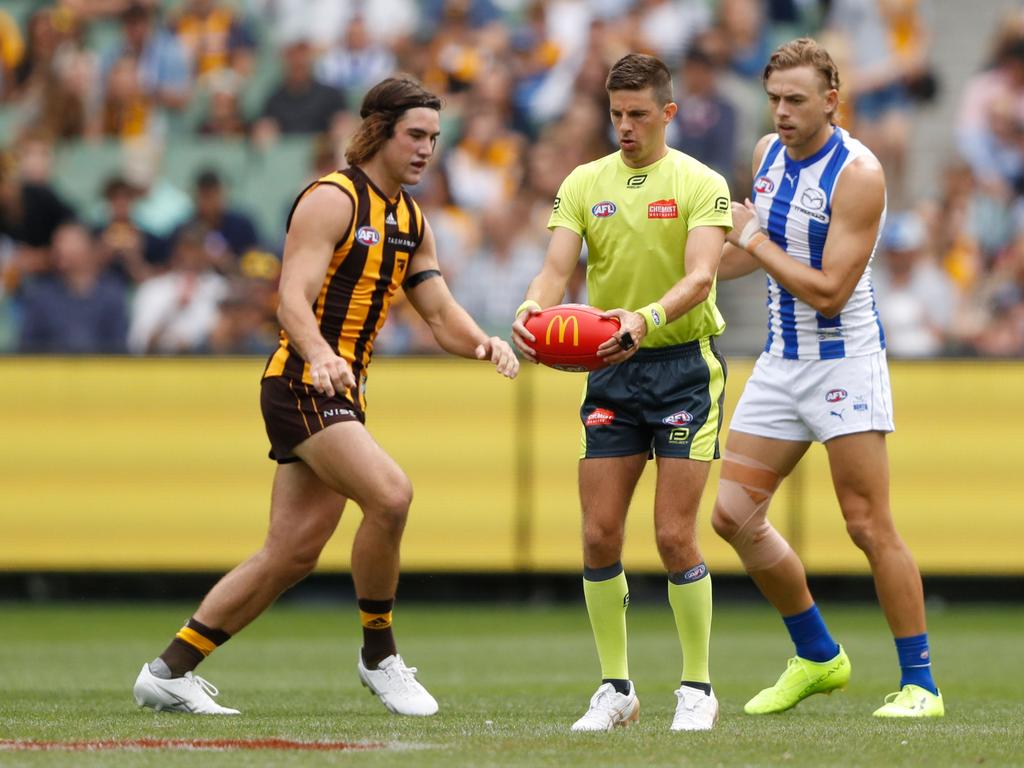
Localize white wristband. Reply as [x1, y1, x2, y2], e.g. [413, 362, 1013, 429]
[737, 217, 765, 249]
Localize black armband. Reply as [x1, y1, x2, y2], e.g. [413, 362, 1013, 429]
[403, 269, 442, 290]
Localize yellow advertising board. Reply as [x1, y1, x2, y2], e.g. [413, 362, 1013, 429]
[0, 357, 1021, 573]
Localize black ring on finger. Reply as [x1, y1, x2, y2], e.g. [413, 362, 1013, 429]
[619, 332, 634, 350]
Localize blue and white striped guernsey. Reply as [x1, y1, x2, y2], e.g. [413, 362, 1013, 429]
[751, 126, 887, 360]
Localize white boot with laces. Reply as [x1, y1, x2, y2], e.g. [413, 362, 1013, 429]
[570, 681, 640, 732]
[357, 653, 439, 716]
[133, 663, 240, 715]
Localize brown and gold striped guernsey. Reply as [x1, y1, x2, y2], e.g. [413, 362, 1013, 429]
[262, 167, 425, 410]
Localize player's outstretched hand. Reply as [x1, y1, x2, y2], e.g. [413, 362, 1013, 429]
[477, 336, 520, 379]
[308, 351, 356, 396]
[597, 308, 645, 365]
[511, 308, 541, 364]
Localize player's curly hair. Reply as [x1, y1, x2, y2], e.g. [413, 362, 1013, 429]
[605, 53, 673, 106]
[345, 77, 443, 166]
[763, 38, 842, 122]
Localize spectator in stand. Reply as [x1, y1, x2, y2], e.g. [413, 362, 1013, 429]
[97, 2, 191, 139]
[167, 0, 256, 82]
[18, 221, 128, 354]
[174, 168, 260, 275]
[827, 0, 928, 207]
[873, 211, 959, 358]
[316, 15, 397, 105]
[119, 140, 194, 240]
[0, 142, 74, 288]
[197, 68, 247, 137]
[957, 38, 1024, 200]
[960, 232, 1024, 357]
[8, 7, 96, 139]
[95, 175, 167, 285]
[127, 224, 228, 354]
[203, 276, 278, 354]
[251, 35, 347, 146]
[452, 197, 545, 337]
[444, 107, 524, 213]
[0, 9, 23, 101]
[632, 0, 712, 67]
[668, 45, 738, 186]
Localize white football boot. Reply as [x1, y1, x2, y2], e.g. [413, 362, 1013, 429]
[357, 654, 439, 716]
[570, 682, 640, 732]
[670, 685, 718, 731]
[133, 663, 240, 714]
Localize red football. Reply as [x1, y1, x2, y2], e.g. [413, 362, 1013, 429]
[523, 304, 620, 372]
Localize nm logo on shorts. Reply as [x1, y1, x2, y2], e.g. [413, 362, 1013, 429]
[825, 389, 848, 403]
[585, 407, 616, 426]
[662, 410, 693, 426]
[591, 201, 617, 218]
[356, 226, 381, 246]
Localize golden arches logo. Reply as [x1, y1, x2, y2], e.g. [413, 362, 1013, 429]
[545, 314, 579, 346]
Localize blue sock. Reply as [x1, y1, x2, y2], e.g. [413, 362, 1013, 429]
[895, 633, 937, 694]
[782, 604, 840, 662]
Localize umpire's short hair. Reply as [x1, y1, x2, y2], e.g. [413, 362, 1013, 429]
[605, 53, 674, 106]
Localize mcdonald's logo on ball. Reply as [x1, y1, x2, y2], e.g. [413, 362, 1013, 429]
[524, 304, 620, 372]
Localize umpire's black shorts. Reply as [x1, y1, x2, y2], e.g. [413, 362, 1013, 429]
[579, 337, 727, 461]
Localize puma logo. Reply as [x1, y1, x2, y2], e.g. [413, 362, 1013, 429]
[785, 172, 798, 186]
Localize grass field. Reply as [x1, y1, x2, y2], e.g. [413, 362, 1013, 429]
[0, 601, 1021, 767]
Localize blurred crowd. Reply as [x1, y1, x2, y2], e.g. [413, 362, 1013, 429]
[0, 0, 1020, 357]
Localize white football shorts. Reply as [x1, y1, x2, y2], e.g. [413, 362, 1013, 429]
[729, 350, 895, 443]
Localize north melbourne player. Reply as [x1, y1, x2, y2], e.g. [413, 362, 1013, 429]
[714, 38, 943, 718]
[512, 53, 731, 732]
[133, 77, 518, 717]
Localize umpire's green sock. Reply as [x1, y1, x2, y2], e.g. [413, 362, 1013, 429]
[583, 561, 630, 694]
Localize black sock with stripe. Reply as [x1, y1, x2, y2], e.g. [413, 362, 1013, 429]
[359, 597, 397, 669]
[155, 618, 231, 678]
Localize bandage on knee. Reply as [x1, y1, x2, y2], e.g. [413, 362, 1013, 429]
[714, 451, 792, 572]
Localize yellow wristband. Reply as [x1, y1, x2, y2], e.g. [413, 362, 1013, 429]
[515, 299, 541, 320]
[636, 302, 667, 335]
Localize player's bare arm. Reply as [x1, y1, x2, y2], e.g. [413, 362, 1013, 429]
[598, 225, 725, 364]
[511, 226, 583, 362]
[729, 154, 885, 318]
[719, 133, 775, 281]
[405, 220, 518, 379]
[277, 184, 357, 396]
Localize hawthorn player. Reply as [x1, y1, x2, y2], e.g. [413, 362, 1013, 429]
[133, 77, 517, 718]
[511, 53, 731, 732]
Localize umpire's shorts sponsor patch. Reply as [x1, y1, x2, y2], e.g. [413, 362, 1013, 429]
[260, 375, 364, 463]
[580, 337, 727, 461]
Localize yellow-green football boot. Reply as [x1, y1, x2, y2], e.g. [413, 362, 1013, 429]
[744, 645, 851, 714]
[872, 684, 944, 717]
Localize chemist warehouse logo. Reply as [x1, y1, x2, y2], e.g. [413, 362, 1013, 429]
[648, 199, 678, 219]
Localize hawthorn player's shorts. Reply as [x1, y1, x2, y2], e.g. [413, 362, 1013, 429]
[579, 337, 727, 461]
[261, 375, 365, 463]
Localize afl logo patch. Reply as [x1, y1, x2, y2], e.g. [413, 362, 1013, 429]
[591, 201, 617, 218]
[356, 226, 381, 246]
[754, 176, 774, 194]
[662, 410, 693, 426]
[825, 388, 848, 403]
